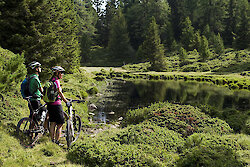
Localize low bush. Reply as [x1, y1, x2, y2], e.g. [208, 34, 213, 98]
[122, 62, 150, 72]
[0, 47, 26, 93]
[88, 86, 99, 95]
[176, 133, 246, 167]
[124, 102, 233, 137]
[68, 123, 184, 166]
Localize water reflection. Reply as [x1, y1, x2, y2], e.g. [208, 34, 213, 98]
[92, 79, 250, 123]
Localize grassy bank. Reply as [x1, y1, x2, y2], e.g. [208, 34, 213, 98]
[0, 69, 104, 166]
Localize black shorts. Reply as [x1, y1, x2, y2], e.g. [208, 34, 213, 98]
[47, 104, 65, 124]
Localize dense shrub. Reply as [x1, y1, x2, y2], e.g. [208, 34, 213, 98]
[176, 133, 246, 167]
[122, 62, 150, 72]
[68, 123, 184, 166]
[0, 47, 26, 93]
[124, 102, 233, 137]
[181, 62, 210, 72]
[88, 86, 99, 95]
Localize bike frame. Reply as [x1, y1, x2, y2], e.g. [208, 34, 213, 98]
[64, 99, 84, 147]
[25, 96, 47, 128]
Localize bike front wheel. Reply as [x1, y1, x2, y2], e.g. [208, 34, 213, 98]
[65, 114, 82, 148]
[72, 114, 82, 143]
[66, 120, 73, 148]
[16, 117, 39, 148]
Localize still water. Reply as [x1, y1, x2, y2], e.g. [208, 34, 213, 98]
[91, 79, 250, 123]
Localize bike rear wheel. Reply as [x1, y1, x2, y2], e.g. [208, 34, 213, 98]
[16, 117, 39, 148]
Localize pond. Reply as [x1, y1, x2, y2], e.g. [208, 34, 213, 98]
[91, 79, 250, 124]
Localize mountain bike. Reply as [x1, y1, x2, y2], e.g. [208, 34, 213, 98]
[16, 96, 48, 148]
[62, 99, 83, 148]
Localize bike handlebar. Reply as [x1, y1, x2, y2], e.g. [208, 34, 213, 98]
[67, 99, 85, 103]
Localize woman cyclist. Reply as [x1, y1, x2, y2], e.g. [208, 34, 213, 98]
[47, 66, 70, 146]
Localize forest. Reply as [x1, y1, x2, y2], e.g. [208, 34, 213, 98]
[0, 0, 249, 72]
[0, 0, 249, 166]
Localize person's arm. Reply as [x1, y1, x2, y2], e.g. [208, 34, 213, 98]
[39, 87, 43, 94]
[57, 87, 68, 103]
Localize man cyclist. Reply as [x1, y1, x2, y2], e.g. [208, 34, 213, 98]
[47, 66, 69, 146]
[27, 61, 46, 118]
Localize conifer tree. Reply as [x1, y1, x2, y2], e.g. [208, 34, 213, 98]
[180, 17, 196, 51]
[0, 0, 80, 72]
[199, 35, 211, 62]
[194, 31, 201, 51]
[74, 0, 98, 63]
[137, 17, 166, 71]
[213, 33, 225, 55]
[179, 47, 187, 65]
[108, 8, 133, 59]
[233, 1, 250, 50]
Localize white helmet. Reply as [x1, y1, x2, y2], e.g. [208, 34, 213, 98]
[52, 66, 65, 73]
[29, 61, 41, 69]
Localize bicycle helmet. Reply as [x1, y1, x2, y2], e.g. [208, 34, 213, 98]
[29, 61, 41, 69]
[52, 66, 65, 73]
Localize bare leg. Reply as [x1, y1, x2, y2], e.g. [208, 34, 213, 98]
[50, 122, 57, 141]
[44, 114, 49, 130]
[55, 124, 63, 141]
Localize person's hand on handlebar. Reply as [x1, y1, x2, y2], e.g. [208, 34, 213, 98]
[66, 101, 71, 107]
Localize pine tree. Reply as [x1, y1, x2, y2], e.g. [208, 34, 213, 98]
[233, 1, 250, 50]
[0, 0, 81, 72]
[179, 47, 187, 65]
[74, 0, 98, 63]
[124, 0, 171, 50]
[180, 17, 196, 51]
[199, 35, 211, 62]
[97, 0, 118, 47]
[108, 8, 134, 60]
[213, 33, 225, 55]
[194, 31, 201, 51]
[137, 17, 166, 71]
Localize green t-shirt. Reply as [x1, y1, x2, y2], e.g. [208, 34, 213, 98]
[29, 74, 42, 101]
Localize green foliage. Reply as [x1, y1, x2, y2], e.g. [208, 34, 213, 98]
[125, 102, 233, 137]
[87, 87, 99, 95]
[137, 17, 167, 71]
[180, 17, 196, 51]
[181, 62, 210, 72]
[122, 62, 151, 72]
[0, 47, 26, 93]
[68, 123, 183, 166]
[212, 33, 225, 55]
[198, 35, 211, 62]
[233, 0, 250, 50]
[0, 0, 80, 73]
[177, 133, 246, 167]
[179, 47, 187, 64]
[74, 0, 97, 63]
[108, 8, 134, 59]
[124, 0, 171, 50]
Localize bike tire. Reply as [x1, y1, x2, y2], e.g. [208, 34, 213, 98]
[72, 114, 82, 143]
[16, 117, 39, 148]
[66, 120, 73, 148]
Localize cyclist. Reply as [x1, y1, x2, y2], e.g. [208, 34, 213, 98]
[27, 61, 46, 119]
[47, 66, 69, 146]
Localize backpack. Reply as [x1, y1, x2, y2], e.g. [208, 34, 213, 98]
[20, 75, 36, 98]
[43, 81, 58, 103]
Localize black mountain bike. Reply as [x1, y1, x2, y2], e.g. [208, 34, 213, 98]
[62, 99, 83, 148]
[16, 96, 47, 148]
